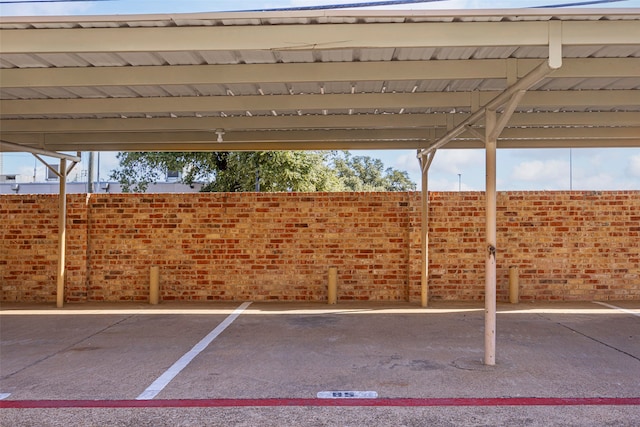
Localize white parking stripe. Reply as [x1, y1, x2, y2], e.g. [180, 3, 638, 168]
[0, 393, 11, 400]
[593, 301, 640, 318]
[136, 302, 251, 400]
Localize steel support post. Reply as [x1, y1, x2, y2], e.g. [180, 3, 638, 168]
[421, 157, 429, 308]
[419, 150, 436, 308]
[56, 158, 67, 308]
[484, 109, 497, 365]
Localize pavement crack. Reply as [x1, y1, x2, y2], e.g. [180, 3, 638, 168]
[537, 314, 640, 363]
[0, 314, 135, 381]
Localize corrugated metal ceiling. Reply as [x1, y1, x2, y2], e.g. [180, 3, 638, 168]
[0, 9, 638, 152]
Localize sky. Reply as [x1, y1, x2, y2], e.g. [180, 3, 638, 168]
[1, 0, 639, 191]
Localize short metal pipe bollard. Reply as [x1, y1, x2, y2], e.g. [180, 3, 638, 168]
[150, 266, 160, 305]
[328, 267, 338, 305]
[509, 266, 519, 304]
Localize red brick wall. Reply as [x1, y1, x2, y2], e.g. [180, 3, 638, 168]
[1, 195, 59, 302]
[1, 191, 638, 303]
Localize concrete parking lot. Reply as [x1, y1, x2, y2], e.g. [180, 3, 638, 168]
[1, 301, 638, 426]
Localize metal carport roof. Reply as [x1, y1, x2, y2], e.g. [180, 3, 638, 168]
[0, 9, 639, 152]
[1, 8, 639, 365]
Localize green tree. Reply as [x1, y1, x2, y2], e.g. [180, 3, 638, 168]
[110, 151, 415, 193]
[332, 152, 416, 191]
[111, 151, 341, 193]
[200, 151, 341, 192]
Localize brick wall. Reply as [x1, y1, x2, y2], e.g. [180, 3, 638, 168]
[1, 191, 638, 303]
[1, 195, 59, 302]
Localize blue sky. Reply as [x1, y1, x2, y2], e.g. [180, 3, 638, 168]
[1, 0, 639, 190]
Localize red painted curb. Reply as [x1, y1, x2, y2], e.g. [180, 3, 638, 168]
[1, 397, 639, 409]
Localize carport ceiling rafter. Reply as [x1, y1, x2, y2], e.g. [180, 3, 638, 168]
[0, 9, 639, 153]
[2, 58, 638, 88]
[3, 90, 640, 117]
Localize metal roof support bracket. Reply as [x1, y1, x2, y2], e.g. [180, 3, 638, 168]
[418, 20, 563, 155]
[32, 152, 80, 178]
[489, 90, 527, 142]
[0, 139, 82, 163]
[34, 154, 62, 179]
[464, 125, 485, 141]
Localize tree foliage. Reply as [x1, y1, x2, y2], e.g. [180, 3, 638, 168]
[332, 152, 415, 191]
[111, 151, 415, 193]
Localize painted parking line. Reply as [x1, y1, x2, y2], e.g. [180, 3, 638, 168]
[593, 301, 640, 318]
[136, 302, 251, 400]
[0, 393, 11, 400]
[2, 397, 639, 409]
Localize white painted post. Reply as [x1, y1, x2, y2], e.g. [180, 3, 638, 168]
[56, 158, 67, 309]
[485, 109, 497, 366]
[420, 152, 434, 308]
[420, 156, 429, 307]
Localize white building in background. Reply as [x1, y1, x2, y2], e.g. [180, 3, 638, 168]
[1, 150, 201, 194]
[0, 173, 202, 194]
[0, 155, 202, 194]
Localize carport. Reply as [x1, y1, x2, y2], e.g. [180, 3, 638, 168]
[1, 8, 639, 365]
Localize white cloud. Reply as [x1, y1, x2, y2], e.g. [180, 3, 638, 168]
[431, 149, 484, 175]
[427, 176, 454, 191]
[501, 149, 640, 190]
[573, 172, 615, 190]
[391, 150, 486, 191]
[394, 153, 421, 174]
[504, 148, 640, 190]
[510, 159, 569, 183]
[628, 155, 640, 178]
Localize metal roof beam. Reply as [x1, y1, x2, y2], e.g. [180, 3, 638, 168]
[2, 129, 440, 145]
[2, 90, 637, 117]
[1, 140, 437, 152]
[3, 127, 638, 151]
[2, 111, 637, 133]
[0, 114, 448, 132]
[507, 111, 640, 127]
[5, 137, 637, 153]
[2, 21, 638, 54]
[0, 60, 505, 88]
[446, 138, 640, 149]
[0, 92, 470, 116]
[498, 126, 640, 139]
[1, 58, 637, 89]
